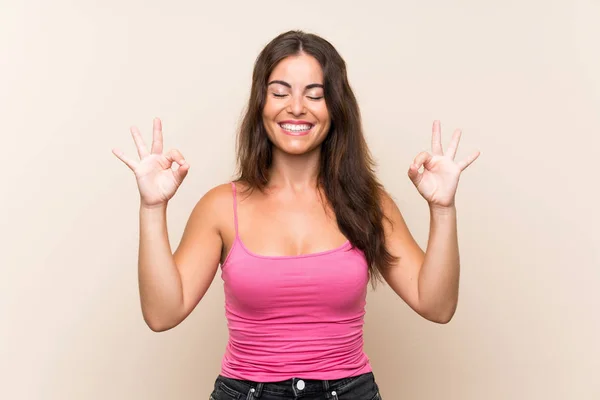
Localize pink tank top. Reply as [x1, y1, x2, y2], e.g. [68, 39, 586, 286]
[219, 182, 372, 382]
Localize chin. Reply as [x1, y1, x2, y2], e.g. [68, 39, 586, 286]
[277, 142, 315, 156]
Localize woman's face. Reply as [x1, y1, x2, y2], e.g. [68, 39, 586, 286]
[262, 53, 331, 156]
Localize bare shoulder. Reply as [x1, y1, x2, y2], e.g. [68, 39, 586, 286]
[378, 186, 404, 225]
[174, 182, 236, 266]
[377, 185, 423, 256]
[172, 182, 237, 317]
[187, 182, 235, 229]
[198, 182, 234, 206]
[375, 186, 425, 316]
[377, 184, 424, 252]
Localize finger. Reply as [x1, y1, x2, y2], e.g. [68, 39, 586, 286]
[164, 148, 186, 166]
[165, 149, 189, 184]
[407, 162, 423, 185]
[173, 160, 190, 183]
[408, 151, 432, 185]
[432, 120, 443, 155]
[457, 150, 481, 171]
[112, 148, 138, 171]
[151, 117, 163, 155]
[130, 126, 150, 158]
[446, 129, 462, 160]
[413, 151, 433, 169]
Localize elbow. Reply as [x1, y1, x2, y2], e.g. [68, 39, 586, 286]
[431, 312, 454, 324]
[420, 303, 457, 324]
[142, 312, 180, 333]
[146, 320, 174, 332]
[140, 298, 186, 332]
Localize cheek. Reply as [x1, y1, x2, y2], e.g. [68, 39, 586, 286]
[262, 102, 275, 120]
[262, 97, 283, 119]
[306, 103, 329, 123]
[316, 108, 331, 129]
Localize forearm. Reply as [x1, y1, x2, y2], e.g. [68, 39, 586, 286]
[138, 204, 184, 331]
[417, 204, 460, 323]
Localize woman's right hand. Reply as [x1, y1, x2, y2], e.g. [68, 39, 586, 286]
[112, 117, 190, 208]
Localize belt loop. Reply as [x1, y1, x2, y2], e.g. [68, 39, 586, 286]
[323, 380, 331, 399]
[255, 382, 264, 398]
[323, 379, 338, 400]
[246, 382, 264, 399]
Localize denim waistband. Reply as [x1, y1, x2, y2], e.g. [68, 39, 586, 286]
[215, 371, 376, 398]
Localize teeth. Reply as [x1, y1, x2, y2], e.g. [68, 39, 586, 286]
[280, 123, 312, 132]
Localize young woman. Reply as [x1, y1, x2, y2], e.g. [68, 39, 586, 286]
[112, 30, 480, 400]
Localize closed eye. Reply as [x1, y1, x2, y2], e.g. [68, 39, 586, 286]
[271, 93, 323, 100]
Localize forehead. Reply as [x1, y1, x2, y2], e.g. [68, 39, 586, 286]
[268, 53, 323, 84]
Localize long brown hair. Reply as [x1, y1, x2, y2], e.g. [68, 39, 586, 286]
[235, 30, 397, 284]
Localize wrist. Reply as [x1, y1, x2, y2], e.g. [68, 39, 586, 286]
[140, 202, 168, 212]
[428, 202, 456, 216]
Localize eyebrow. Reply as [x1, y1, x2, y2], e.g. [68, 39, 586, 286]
[268, 80, 324, 90]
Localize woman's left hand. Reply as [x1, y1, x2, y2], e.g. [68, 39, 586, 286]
[408, 120, 480, 208]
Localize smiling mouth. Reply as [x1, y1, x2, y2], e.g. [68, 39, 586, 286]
[278, 122, 314, 136]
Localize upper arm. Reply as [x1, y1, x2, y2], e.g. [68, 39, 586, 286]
[380, 190, 426, 315]
[173, 183, 230, 319]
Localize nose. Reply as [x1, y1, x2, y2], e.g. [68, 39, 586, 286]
[287, 94, 306, 116]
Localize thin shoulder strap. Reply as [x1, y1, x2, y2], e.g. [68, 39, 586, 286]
[230, 181, 239, 237]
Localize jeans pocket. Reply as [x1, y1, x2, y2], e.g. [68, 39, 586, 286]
[369, 392, 381, 400]
[219, 381, 246, 399]
[335, 373, 380, 400]
[208, 381, 246, 400]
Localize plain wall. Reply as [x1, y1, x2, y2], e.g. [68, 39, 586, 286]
[1, 0, 598, 399]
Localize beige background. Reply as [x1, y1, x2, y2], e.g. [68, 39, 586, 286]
[1, 0, 599, 399]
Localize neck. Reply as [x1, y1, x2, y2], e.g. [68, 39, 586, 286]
[267, 146, 321, 192]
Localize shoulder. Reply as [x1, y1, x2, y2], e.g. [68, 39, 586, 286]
[187, 180, 255, 231]
[376, 186, 410, 237]
[185, 182, 235, 229]
[199, 181, 235, 204]
[194, 181, 235, 211]
[377, 186, 401, 218]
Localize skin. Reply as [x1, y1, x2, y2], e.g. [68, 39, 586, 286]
[112, 52, 480, 332]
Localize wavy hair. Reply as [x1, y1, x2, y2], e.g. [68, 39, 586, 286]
[235, 30, 396, 284]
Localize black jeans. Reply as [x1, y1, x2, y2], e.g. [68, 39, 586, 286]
[209, 372, 382, 400]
